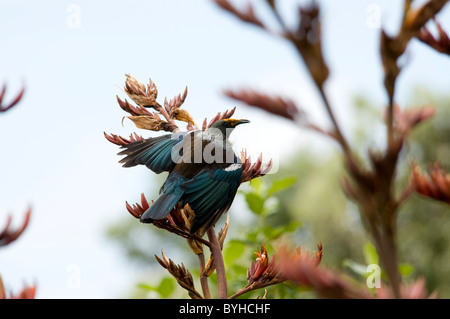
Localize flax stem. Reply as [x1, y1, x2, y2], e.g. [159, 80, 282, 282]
[198, 253, 211, 299]
[207, 226, 227, 299]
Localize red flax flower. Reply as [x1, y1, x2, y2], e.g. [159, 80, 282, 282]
[277, 243, 323, 284]
[277, 243, 372, 299]
[0, 210, 35, 299]
[229, 244, 280, 299]
[202, 107, 236, 130]
[375, 277, 437, 299]
[103, 132, 144, 147]
[411, 162, 450, 204]
[105, 75, 243, 142]
[247, 245, 279, 286]
[125, 193, 210, 250]
[125, 193, 151, 219]
[0, 85, 25, 113]
[125, 193, 193, 234]
[0, 209, 31, 247]
[391, 104, 436, 136]
[0, 276, 36, 299]
[240, 150, 273, 183]
[278, 243, 436, 299]
[223, 89, 301, 122]
[230, 243, 323, 299]
[418, 20, 450, 55]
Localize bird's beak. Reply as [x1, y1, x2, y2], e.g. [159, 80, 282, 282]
[235, 119, 250, 126]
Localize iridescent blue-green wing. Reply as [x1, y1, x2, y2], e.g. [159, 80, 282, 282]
[181, 164, 243, 234]
[118, 133, 184, 174]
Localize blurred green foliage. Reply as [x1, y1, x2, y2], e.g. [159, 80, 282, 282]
[106, 88, 450, 298]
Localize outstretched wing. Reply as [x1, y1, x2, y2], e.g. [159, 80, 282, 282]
[181, 163, 243, 234]
[118, 133, 184, 174]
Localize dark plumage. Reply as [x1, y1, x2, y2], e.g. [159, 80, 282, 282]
[118, 119, 249, 235]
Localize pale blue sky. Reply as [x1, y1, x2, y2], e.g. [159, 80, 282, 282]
[0, 0, 449, 298]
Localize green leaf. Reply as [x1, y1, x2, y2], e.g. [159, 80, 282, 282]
[399, 263, 414, 277]
[137, 277, 175, 298]
[209, 272, 218, 285]
[262, 221, 302, 240]
[224, 240, 246, 264]
[244, 192, 265, 215]
[343, 259, 368, 277]
[246, 229, 259, 243]
[156, 277, 175, 298]
[267, 177, 297, 197]
[283, 221, 302, 232]
[137, 283, 157, 291]
[231, 264, 249, 277]
[363, 242, 379, 265]
[249, 178, 263, 194]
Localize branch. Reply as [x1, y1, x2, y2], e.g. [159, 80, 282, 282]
[380, 0, 448, 146]
[207, 227, 227, 299]
[228, 278, 283, 299]
[198, 253, 211, 299]
[317, 86, 351, 156]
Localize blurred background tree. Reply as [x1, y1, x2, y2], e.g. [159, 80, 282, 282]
[105, 87, 450, 298]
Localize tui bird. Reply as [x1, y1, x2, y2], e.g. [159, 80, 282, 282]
[118, 118, 250, 235]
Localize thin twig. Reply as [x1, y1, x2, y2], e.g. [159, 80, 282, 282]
[228, 278, 284, 299]
[266, 0, 288, 32]
[317, 86, 351, 156]
[153, 221, 212, 248]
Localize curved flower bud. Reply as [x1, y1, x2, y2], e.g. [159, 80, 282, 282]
[411, 162, 450, 204]
[0, 276, 36, 299]
[240, 151, 273, 183]
[104, 132, 144, 146]
[204, 107, 236, 130]
[0, 85, 25, 113]
[124, 74, 158, 108]
[155, 250, 202, 299]
[418, 20, 450, 55]
[0, 209, 31, 247]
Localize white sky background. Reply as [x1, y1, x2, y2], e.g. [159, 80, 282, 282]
[0, 0, 449, 298]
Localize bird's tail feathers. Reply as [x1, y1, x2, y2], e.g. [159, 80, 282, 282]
[140, 189, 184, 223]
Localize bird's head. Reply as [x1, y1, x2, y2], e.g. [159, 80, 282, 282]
[210, 118, 250, 129]
[208, 118, 250, 140]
